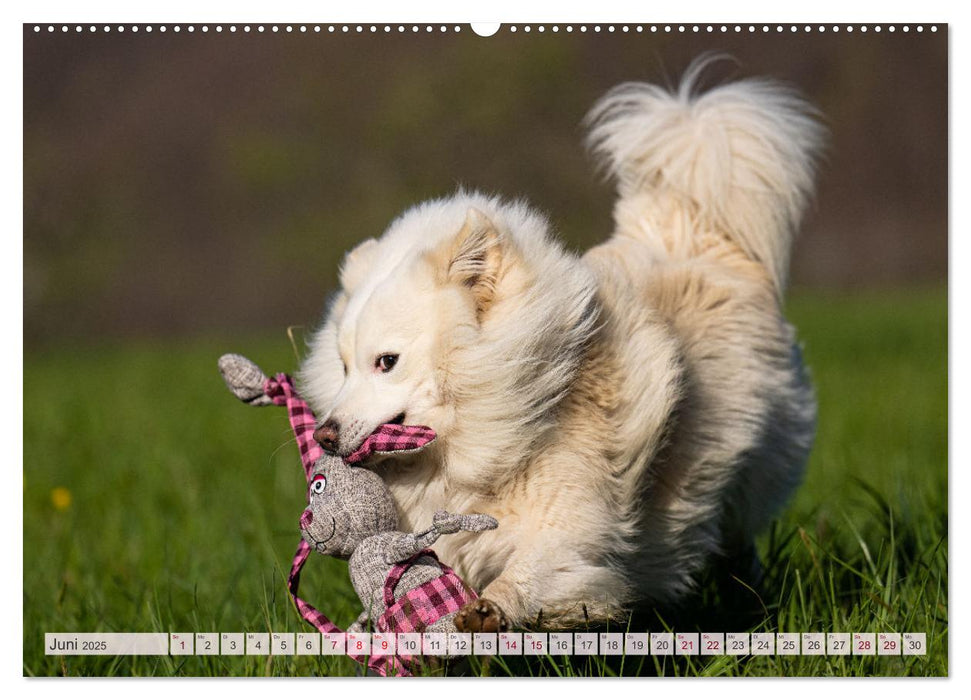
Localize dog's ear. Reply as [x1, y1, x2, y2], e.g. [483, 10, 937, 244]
[339, 238, 379, 293]
[430, 208, 504, 317]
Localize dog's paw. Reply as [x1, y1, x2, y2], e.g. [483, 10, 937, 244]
[454, 598, 509, 633]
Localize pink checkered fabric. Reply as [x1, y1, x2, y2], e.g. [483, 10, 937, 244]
[263, 373, 325, 482]
[287, 539, 343, 635]
[346, 423, 438, 465]
[380, 550, 475, 633]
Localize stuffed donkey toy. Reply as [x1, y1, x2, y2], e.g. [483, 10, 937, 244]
[219, 353, 499, 676]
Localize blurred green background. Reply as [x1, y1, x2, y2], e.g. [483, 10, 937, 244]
[24, 25, 946, 343]
[23, 24, 947, 676]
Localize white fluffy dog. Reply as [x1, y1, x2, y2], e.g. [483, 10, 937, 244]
[298, 61, 824, 630]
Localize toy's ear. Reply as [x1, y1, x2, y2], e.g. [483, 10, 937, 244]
[339, 238, 380, 294]
[218, 354, 271, 405]
[426, 208, 504, 318]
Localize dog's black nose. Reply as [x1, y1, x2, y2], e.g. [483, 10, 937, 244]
[313, 419, 340, 454]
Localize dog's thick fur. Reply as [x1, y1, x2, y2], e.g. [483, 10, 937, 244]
[298, 62, 824, 627]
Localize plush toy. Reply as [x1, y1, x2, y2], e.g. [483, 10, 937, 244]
[218, 353, 498, 676]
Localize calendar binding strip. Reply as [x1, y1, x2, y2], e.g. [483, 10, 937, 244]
[28, 24, 942, 35]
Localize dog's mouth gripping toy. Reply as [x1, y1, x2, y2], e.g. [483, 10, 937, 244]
[218, 353, 497, 676]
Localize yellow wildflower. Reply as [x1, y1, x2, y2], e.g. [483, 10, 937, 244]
[51, 487, 72, 511]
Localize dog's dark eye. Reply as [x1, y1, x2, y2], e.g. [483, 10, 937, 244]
[310, 475, 326, 495]
[376, 354, 399, 373]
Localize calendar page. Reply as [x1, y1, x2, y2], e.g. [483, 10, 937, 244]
[22, 11, 948, 679]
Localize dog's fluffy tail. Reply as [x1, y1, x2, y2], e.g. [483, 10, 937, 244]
[585, 57, 826, 293]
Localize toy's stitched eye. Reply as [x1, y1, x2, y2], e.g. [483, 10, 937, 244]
[376, 354, 399, 373]
[310, 475, 326, 495]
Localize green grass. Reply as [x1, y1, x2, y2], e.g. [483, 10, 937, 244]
[22, 287, 947, 676]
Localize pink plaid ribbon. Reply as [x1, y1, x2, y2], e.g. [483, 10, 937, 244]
[346, 423, 438, 465]
[264, 374, 326, 481]
[263, 373, 439, 676]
